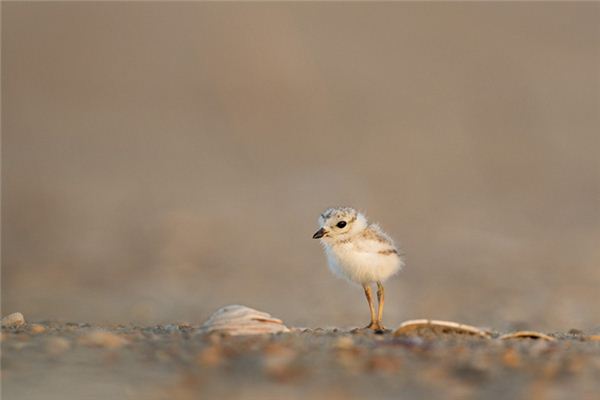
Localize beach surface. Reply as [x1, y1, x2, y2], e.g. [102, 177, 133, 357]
[3, 320, 600, 400]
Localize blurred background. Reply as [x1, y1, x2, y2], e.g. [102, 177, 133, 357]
[2, 2, 599, 332]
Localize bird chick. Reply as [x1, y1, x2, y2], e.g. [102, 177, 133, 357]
[313, 207, 404, 332]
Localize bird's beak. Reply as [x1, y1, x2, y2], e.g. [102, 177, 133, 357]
[312, 227, 327, 239]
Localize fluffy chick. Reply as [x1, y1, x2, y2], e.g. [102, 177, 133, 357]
[313, 207, 404, 331]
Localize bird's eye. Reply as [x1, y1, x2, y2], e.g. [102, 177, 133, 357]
[336, 221, 347, 228]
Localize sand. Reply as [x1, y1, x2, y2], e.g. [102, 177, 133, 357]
[3, 321, 600, 400]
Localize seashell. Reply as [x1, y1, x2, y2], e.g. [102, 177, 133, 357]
[198, 305, 290, 336]
[499, 331, 555, 341]
[393, 319, 491, 338]
[1, 312, 25, 327]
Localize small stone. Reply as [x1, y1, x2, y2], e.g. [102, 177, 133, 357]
[262, 343, 299, 381]
[1, 312, 25, 327]
[541, 360, 561, 379]
[197, 346, 224, 367]
[10, 342, 30, 351]
[46, 337, 71, 356]
[154, 349, 172, 363]
[79, 330, 128, 349]
[368, 355, 401, 373]
[164, 324, 179, 333]
[333, 336, 355, 350]
[336, 348, 363, 373]
[30, 324, 46, 334]
[567, 355, 585, 373]
[501, 348, 521, 368]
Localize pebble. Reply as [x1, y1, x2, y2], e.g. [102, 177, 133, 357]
[79, 330, 129, 349]
[368, 354, 401, 373]
[262, 343, 299, 381]
[501, 348, 522, 368]
[197, 345, 224, 367]
[46, 337, 71, 356]
[334, 336, 355, 350]
[164, 324, 180, 334]
[336, 347, 363, 373]
[1, 312, 25, 327]
[30, 324, 46, 334]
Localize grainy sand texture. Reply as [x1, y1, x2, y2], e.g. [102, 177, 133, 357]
[3, 319, 600, 400]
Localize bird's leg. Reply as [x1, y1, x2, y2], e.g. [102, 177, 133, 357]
[376, 281, 385, 330]
[362, 284, 378, 330]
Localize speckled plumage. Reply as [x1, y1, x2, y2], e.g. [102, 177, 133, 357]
[315, 207, 404, 285]
[313, 207, 404, 331]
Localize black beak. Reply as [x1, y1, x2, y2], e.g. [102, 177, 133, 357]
[312, 227, 327, 239]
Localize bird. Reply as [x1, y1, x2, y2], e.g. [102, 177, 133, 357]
[312, 207, 404, 332]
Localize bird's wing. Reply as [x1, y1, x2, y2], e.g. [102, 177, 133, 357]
[356, 224, 399, 255]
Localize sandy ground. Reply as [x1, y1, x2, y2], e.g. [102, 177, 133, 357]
[3, 320, 600, 400]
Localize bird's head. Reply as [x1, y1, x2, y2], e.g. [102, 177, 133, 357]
[312, 207, 367, 243]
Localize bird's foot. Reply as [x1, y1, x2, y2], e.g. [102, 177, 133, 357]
[363, 321, 387, 334]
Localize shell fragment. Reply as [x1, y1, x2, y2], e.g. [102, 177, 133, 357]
[198, 305, 290, 336]
[394, 319, 491, 338]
